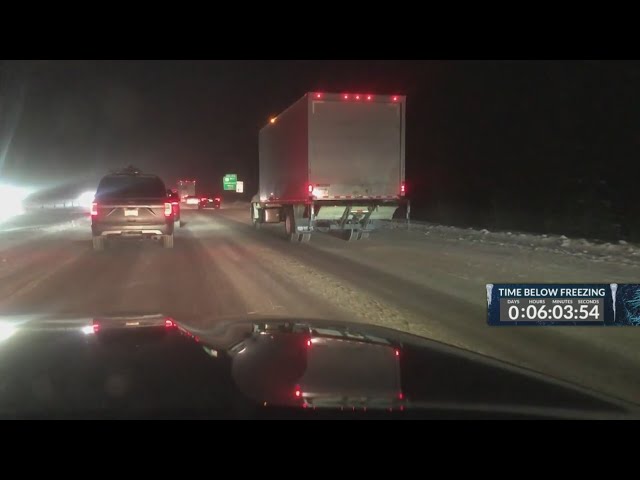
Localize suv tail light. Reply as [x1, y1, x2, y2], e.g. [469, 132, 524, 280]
[91, 202, 98, 216]
[164, 202, 172, 217]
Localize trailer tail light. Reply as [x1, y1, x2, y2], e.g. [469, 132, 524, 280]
[307, 183, 314, 195]
[91, 202, 98, 216]
[315, 93, 322, 99]
[164, 202, 172, 217]
[392, 96, 399, 102]
[400, 181, 406, 196]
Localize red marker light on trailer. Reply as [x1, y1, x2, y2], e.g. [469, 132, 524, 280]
[343, 94, 349, 100]
[392, 96, 399, 101]
[366, 95, 372, 100]
[355, 95, 361, 100]
[91, 202, 98, 216]
[315, 93, 322, 99]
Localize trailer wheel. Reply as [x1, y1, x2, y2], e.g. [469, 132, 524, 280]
[284, 208, 297, 242]
[252, 204, 263, 230]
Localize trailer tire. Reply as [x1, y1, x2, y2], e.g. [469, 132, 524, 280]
[251, 204, 262, 230]
[284, 208, 297, 242]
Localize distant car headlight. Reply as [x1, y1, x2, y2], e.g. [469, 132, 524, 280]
[0, 321, 17, 342]
[0, 184, 33, 222]
[76, 191, 96, 208]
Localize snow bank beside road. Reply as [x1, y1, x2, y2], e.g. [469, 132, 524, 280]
[379, 219, 640, 266]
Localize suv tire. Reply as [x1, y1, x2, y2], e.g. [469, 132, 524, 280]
[92, 236, 105, 251]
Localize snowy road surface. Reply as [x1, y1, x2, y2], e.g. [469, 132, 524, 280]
[0, 203, 639, 404]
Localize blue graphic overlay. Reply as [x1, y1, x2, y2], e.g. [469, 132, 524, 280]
[486, 284, 624, 326]
[615, 284, 640, 326]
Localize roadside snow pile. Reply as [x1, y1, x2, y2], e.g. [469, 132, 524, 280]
[378, 219, 640, 265]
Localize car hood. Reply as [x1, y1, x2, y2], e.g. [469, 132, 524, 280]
[0, 314, 637, 419]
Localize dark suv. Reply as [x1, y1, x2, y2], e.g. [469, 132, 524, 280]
[91, 168, 175, 250]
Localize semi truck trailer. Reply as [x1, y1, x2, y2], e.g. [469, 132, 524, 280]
[251, 92, 407, 242]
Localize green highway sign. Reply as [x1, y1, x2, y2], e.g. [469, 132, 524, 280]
[223, 174, 237, 191]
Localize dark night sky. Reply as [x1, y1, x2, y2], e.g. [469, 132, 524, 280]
[2, 60, 640, 238]
[0, 60, 433, 193]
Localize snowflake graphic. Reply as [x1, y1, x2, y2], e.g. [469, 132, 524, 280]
[622, 288, 640, 326]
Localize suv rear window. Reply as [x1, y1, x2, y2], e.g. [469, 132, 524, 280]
[97, 175, 166, 199]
